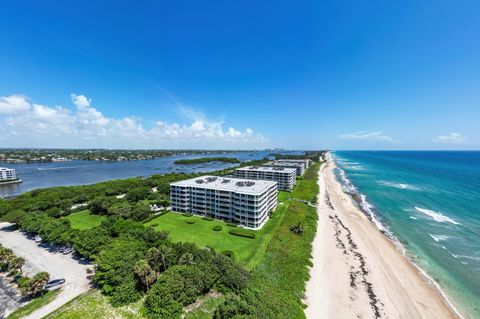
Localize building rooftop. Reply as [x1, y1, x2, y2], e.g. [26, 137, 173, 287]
[265, 161, 303, 167]
[276, 159, 309, 163]
[171, 175, 277, 194]
[236, 166, 296, 173]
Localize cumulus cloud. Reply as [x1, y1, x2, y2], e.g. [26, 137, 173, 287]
[339, 131, 395, 142]
[433, 132, 467, 144]
[0, 95, 31, 114]
[70, 94, 91, 108]
[0, 93, 269, 149]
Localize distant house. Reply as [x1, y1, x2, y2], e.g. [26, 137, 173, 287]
[0, 167, 17, 181]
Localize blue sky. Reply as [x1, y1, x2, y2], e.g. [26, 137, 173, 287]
[0, 0, 479, 150]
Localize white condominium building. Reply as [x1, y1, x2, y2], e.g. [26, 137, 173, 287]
[0, 168, 17, 181]
[276, 159, 311, 170]
[235, 166, 296, 191]
[170, 175, 277, 229]
[264, 161, 305, 176]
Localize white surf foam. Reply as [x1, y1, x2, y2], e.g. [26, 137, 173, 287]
[428, 234, 450, 242]
[414, 207, 461, 225]
[409, 216, 419, 220]
[378, 180, 420, 191]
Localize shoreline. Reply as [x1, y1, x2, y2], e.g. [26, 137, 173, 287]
[0, 179, 23, 186]
[305, 153, 461, 319]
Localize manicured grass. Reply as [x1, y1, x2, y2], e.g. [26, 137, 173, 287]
[7, 289, 60, 319]
[43, 289, 146, 319]
[64, 210, 106, 230]
[145, 194, 289, 269]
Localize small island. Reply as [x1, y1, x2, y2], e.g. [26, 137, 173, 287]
[174, 157, 241, 165]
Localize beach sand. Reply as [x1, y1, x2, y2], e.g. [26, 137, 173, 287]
[304, 154, 460, 319]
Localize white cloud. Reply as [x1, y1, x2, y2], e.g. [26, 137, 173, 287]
[70, 94, 91, 108]
[0, 95, 31, 115]
[339, 131, 394, 142]
[433, 132, 467, 144]
[0, 93, 269, 149]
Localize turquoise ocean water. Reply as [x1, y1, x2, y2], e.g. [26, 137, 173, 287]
[333, 151, 480, 318]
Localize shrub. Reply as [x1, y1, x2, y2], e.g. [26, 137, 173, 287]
[228, 229, 256, 239]
[221, 250, 236, 261]
[213, 225, 223, 231]
[150, 223, 159, 227]
[290, 221, 304, 235]
[226, 222, 237, 228]
[186, 220, 196, 224]
[202, 217, 214, 221]
[182, 213, 193, 217]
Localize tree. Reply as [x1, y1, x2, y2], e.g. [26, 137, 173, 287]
[30, 272, 50, 296]
[17, 277, 32, 295]
[157, 245, 174, 272]
[8, 256, 25, 275]
[134, 259, 156, 291]
[125, 187, 150, 202]
[179, 253, 195, 266]
[88, 197, 112, 215]
[290, 221, 304, 235]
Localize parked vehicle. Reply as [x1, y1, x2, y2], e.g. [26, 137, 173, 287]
[45, 278, 65, 289]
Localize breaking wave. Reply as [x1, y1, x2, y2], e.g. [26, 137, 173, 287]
[414, 207, 461, 225]
[428, 234, 450, 242]
[378, 180, 420, 191]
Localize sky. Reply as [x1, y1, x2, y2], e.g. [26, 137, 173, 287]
[0, 0, 479, 150]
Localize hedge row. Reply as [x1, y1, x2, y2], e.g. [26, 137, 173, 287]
[186, 220, 196, 224]
[212, 225, 223, 231]
[226, 222, 238, 228]
[202, 217, 214, 221]
[182, 213, 193, 217]
[228, 229, 256, 239]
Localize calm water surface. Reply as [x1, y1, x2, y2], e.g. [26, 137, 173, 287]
[0, 151, 282, 198]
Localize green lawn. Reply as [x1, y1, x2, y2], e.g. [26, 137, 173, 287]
[145, 192, 290, 269]
[64, 210, 106, 230]
[8, 289, 60, 319]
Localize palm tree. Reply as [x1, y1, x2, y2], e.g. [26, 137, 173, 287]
[146, 247, 161, 272]
[134, 259, 156, 291]
[157, 245, 174, 271]
[290, 222, 304, 235]
[179, 252, 195, 266]
[31, 272, 50, 296]
[8, 256, 25, 275]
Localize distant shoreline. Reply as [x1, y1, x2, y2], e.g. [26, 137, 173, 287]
[173, 157, 241, 165]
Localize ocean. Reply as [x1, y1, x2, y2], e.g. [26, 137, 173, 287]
[333, 151, 480, 318]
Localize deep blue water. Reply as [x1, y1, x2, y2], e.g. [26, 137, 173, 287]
[333, 151, 480, 318]
[0, 151, 284, 198]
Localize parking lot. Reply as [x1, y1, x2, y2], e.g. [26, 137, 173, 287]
[0, 222, 91, 319]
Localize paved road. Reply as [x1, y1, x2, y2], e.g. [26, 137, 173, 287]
[0, 223, 91, 319]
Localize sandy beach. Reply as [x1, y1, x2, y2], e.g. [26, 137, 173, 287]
[304, 153, 460, 319]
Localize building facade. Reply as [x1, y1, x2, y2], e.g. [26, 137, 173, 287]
[235, 166, 296, 191]
[264, 161, 305, 176]
[276, 159, 311, 170]
[170, 175, 277, 229]
[0, 168, 17, 181]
